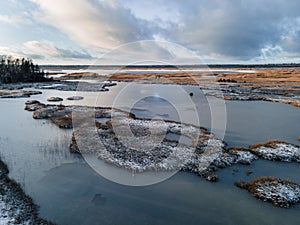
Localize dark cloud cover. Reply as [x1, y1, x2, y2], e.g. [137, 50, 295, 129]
[2, 0, 300, 63]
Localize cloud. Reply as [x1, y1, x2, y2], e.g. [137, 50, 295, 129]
[0, 41, 94, 64]
[0, 14, 31, 24]
[31, 0, 153, 50]
[29, 0, 194, 64]
[1, 0, 299, 63]
[23, 41, 93, 59]
[29, 0, 300, 63]
[278, 17, 300, 53]
[0, 15, 16, 23]
[0, 0, 35, 25]
[91, 40, 203, 65]
[158, 0, 300, 61]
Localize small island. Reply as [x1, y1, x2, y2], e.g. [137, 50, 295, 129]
[235, 177, 300, 208]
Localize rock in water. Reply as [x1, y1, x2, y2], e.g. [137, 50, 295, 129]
[66, 96, 84, 100]
[25, 100, 40, 105]
[47, 97, 63, 102]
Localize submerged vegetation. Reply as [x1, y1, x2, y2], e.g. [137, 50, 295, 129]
[0, 55, 51, 83]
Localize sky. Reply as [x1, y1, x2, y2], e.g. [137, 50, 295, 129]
[0, 0, 300, 65]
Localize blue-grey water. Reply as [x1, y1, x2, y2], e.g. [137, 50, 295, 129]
[0, 83, 300, 225]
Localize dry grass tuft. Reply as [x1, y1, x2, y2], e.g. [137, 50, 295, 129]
[229, 147, 249, 154]
[50, 114, 72, 129]
[234, 180, 247, 189]
[288, 101, 300, 108]
[249, 140, 289, 150]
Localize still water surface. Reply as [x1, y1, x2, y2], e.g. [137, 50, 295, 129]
[0, 83, 299, 225]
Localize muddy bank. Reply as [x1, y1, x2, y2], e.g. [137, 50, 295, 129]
[235, 177, 300, 208]
[0, 159, 54, 224]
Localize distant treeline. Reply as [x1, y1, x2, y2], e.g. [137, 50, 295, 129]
[41, 63, 300, 70]
[124, 63, 300, 68]
[0, 55, 51, 83]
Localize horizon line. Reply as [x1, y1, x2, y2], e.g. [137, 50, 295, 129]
[40, 63, 300, 68]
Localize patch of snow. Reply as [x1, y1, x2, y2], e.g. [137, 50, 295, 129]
[253, 143, 300, 162]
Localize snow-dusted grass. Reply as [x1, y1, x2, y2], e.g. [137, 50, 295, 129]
[238, 177, 300, 208]
[250, 140, 300, 162]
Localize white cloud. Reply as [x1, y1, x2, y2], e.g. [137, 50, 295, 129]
[0, 40, 94, 64]
[261, 45, 283, 58]
[23, 41, 92, 59]
[31, 0, 152, 50]
[88, 40, 209, 65]
[0, 15, 15, 23]
[23, 41, 60, 56]
[0, 14, 31, 24]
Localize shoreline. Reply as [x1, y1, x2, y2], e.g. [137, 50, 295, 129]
[0, 158, 54, 224]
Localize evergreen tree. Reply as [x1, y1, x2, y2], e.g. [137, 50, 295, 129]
[0, 55, 51, 83]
